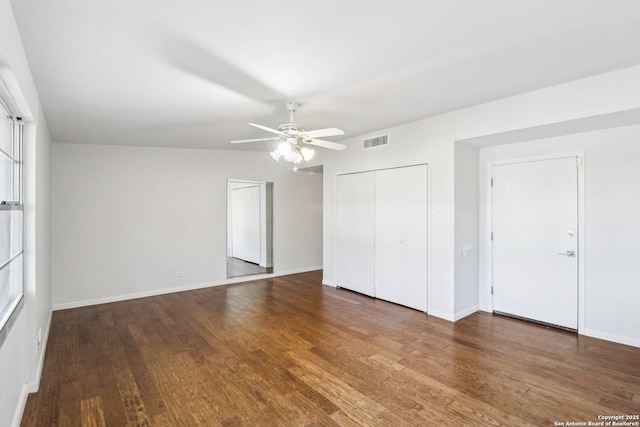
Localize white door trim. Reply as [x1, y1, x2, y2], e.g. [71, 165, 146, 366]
[485, 151, 585, 332]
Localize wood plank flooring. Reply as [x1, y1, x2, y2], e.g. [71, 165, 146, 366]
[22, 271, 640, 426]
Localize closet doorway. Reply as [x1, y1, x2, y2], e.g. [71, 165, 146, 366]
[335, 164, 428, 311]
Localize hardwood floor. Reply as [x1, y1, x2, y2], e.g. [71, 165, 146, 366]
[22, 271, 640, 426]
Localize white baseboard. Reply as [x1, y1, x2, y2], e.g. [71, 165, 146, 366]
[11, 384, 30, 427]
[454, 305, 479, 321]
[27, 309, 53, 393]
[478, 309, 639, 349]
[479, 303, 492, 313]
[53, 266, 323, 311]
[322, 280, 336, 287]
[581, 328, 640, 349]
[284, 266, 323, 277]
[428, 309, 455, 322]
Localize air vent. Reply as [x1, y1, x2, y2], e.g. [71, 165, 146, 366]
[362, 134, 389, 149]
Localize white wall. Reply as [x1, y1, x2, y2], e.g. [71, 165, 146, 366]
[454, 143, 479, 319]
[0, 0, 53, 425]
[0, 309, 26, 426]
[318, 64, 640, 323]
[478, 124, 640, 347]
[52, 143, 323, 308]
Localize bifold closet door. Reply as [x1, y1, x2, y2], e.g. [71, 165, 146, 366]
[335, 172, 375, 296]
[374, 165, 428, 311]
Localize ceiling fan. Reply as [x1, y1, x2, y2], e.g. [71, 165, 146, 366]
[231, 102, 346, 163]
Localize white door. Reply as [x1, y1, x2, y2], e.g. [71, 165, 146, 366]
[231, 185, 261, 264]
[492, 157, 578, 329]
[375, 165, 428, 311]
[335, 172, 375, 296]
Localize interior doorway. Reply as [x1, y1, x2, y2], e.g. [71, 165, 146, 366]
[227, 180, 273, 279]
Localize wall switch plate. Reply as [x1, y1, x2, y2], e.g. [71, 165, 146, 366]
[462, 244, 473, 257]
[174, 272, 184, 278]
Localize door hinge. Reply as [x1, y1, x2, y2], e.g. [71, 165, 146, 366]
[491, 232, 493, 241]
[491, 286, 494, 295]
[491, 178, 493, 187]
[576, 157, 583, 166]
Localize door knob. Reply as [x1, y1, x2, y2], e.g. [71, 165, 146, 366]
[557, 250, 576, 257]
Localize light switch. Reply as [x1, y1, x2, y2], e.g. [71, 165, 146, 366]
[462, 244, 472, 257]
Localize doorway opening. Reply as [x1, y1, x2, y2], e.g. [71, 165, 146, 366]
[227, 180, 273, 279]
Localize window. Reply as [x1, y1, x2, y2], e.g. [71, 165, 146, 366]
[0, 100, 23, 336]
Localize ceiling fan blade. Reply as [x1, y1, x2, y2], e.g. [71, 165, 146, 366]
[303, 127, 345, 139]
[304, 138, 347, 151]
[249, 123, 283, 135]
[230, 137, 280, 144]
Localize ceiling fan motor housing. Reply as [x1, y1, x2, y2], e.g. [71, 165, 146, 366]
[278, 123, 305, 137]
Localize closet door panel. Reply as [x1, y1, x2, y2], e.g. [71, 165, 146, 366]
[374, 169, 401, 304]
[353, 172, 375, 296]
[336, 174, 356, 291]
[335, 172, 375, 296]
[374, 165, 428, 311]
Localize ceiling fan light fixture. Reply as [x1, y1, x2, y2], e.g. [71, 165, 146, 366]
[270, 143, 314, 164]
[231, 102, 346, 163]
[277, 141, 292, 156]
[300, 147, 315, 161]
[284, 149, 299, 163]
[270, 149, 281, 161]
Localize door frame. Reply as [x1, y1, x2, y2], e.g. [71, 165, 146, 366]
[485, 152, 585, 332]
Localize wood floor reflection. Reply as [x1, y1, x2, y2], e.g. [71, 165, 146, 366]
[227, 256, 269, 278]
[21, 271, 640, 426]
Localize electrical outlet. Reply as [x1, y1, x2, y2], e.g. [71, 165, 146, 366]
[174, 272, 184, 278]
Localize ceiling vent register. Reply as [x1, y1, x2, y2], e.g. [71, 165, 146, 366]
[362, 134, 389, 149]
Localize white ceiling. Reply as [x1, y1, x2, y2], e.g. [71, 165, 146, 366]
[10, 0, 640, 151]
